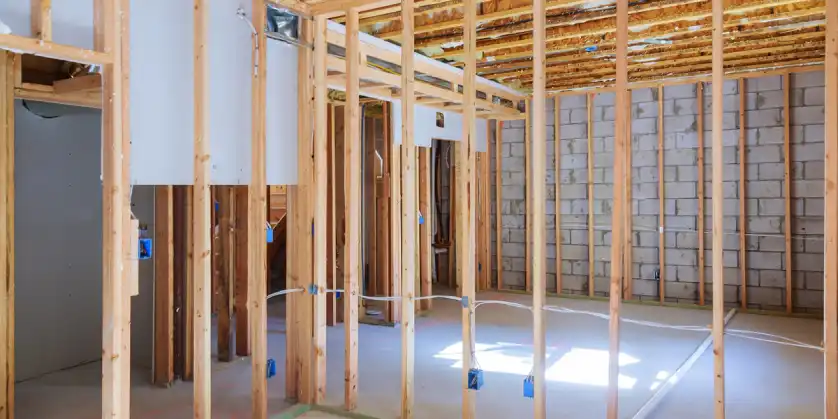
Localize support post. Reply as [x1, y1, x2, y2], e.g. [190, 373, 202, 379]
[400, 1, 416, 415]
[345, 8, 362, 411]
[31, 0, 52, 41]
[740, 78, 749, 309]
[658, 85, 665, 304]
[250, 0, 269, 414]
[97, 0, 128, 415]
[235, 186, 250, 356]
[218, 187, 234, 362]
[525, 100, 532, 292]
[460, 0, 477, 416]
[495, 121, 503, 290]
[419, 148, 432, 311]
[0, 51, 15, 419]
[825, 0, 838, 416]
[554, 98, 561, 294]
[711, 0, 727, 415]
[607, 0, 628, 417]
[154, 186, 175, 385]
[782, 74, 793, 313]
[313, 14, 329, 404]
[587, 93, 594, 297]
[698, 82, 706, 306]
[532, 0, 547, 415]
[192, 0, 211, 415]
[624, 90, 633, 300]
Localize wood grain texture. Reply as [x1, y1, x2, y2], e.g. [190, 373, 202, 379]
[532, 0, 547, 415]
[154, 186, 175, 385]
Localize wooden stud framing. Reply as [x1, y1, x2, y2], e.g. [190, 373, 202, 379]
[328, 105, 338, 326]
[495, 120, 504, 290]
[739, 78, 748, 309]
[218, 187, 234, 362]
[96, 0, 127, 415]
[184, 185, 195, 381]
[554, 98, 561, 294]
[460, 0, 478, 416]
[607, 0, 628, 416]
[586, 93, 594, 297]
[313, 14, 329, 404]
[698, 82, 706, 306]
[192, 0, 212, 415]
[447, 149, 455, 290]
[419, 147, 432, 311]
[525, 100, 532, 292]
[623, 90, 633, 300]
[345, 8, 362, 411]
[711, 0, 727, 414]
[0, 51, 14, 419]
[657, 85, 665, 304]
[31, 0, 53, 41]
[783, 73, 793, 313]
[0, 34, 112, 65]
[251, 0, 269, 414]
[400, 1, 416, 415]
[532, 0, 547, 415]
[480, 134, 492, 291]
[825, 0, 838, 415]
[235, 187, 250, 356]
[153, 186, 175, 385]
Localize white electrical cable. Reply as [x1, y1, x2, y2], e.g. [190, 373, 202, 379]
[266, 287, 305, 300]
[474, 300, 533, 311]
[414, 295, 463, 303]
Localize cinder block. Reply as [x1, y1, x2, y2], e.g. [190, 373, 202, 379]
[794, 253, 824, 271]
[664, 84, 696, 99]
[749, 251, 783, 270]
[665, 115, 698, 133]
[747, 286, 783, 307]
[803, 124, 824, 143]
[666, 282, 699, 301]
[632, 88, 656, 103]
[804, 271, 823, 291]
[675, 199, 699, 216]
[753, 127, 785, 145]
[560, 154, 587, 170]
[803, 87, 825, 106]
[794, 290, 823, 309]
[747, 216, 782, 234]
[665, 148, 697, 166]
[665, 182, 697, 199]
[757, 162, 784, 180]
[755, 90, 784, 110]
[570, 108, 588, 124]
[791, 106, 825, 125]
[675, 231, 699, 248]
[758, 269, 785, 288]
[666, 248, 697, 266]
[792, 180, 824, 198]
[804, 198, 824, 217]
[757, 199, 785, 216]
[791, 143, 824, 163]
[502, 214, 526, 228]
[752, 75, 782, 92]
[563, 244, 589, 260]
[633, 102, 658, 119]
[791, 71, 825, 89]
[746, 180, 782, 198]
[506, 229, 525, 244]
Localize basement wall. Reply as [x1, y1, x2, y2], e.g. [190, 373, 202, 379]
[14, 101, 154, 381]
[493, 71, 825, 313]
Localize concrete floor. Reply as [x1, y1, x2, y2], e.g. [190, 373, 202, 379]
[15, 290, 824, 419]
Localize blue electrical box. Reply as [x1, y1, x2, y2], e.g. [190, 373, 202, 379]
[523, 375, 534, 398]
[418, 210, 424, 225]
[266, 225, 274, 243]
[138, 238, 153, 260]
[267, 358, 276, 379]
[467, 368, 484, 390]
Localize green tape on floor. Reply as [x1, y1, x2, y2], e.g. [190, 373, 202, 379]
[272, 404, 381, 419]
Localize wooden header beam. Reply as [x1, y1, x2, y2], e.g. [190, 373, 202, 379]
[0, 34, 112, 65]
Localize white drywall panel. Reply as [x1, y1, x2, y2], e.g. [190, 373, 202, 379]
[129, 0, 194, 185]
[208, 0, 252, 185]
[266, 38, 299, 185]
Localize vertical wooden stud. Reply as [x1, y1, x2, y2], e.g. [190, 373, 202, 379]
[624, 90, 633, 300]
[153, 186, 175, 385]
[192, 0, 212, 415]
[251, 0, 269, 414]
[525, 100, 532, 292]
[532, 0, 547, 415]
[328, 105, 337, 326]
[419, 148, 432, 311]
[554, 98, 561, 294]
[740, 78, 749, 309]
[400, 1, 416, 415]
[460, 0, 478, 416]
[313, 14, 329, 404]
[496, 120, 504, 290]
[698, 82, 706, 306]
[235, 187, 250, 356]
[345, 8, 362, 411]
[96, 0, 128, 415]
[31, 0, 52, 41]
[0, 51, 15, 419]
[587, 93, 594, 297]
[711, 0, 727, 415]
[824, 0, 838, 416]
[783, 74, 793, 313]
[218, 187, 234, 362]
[448, 149, 455, 290]
[184, 186, 194, 381]
[658, 85, 665, 303]
[607, 0, 628, 416]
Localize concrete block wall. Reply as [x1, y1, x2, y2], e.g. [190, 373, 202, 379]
[493, 71, 826, 313]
